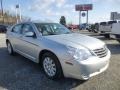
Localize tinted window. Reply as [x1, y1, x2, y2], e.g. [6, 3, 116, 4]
[12, 24, 22, 34]
[108, 21, 117, 24]
[0, 25, 6, 28]
[100, 22, 107, 25]
[22, 24, 34, 35]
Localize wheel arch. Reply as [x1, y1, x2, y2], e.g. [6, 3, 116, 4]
[39, 49, 59, 64]
[38, 49, 63, 71]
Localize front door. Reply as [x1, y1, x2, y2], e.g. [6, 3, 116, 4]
[19, 24, 39, 62]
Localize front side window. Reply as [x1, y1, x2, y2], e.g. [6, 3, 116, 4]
[35, 23, 72, 36]
[22, 24, 34, 35]
[12, 24, 22, 34]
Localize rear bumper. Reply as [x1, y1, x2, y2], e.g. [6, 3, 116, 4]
[62, 50, 111, 80]
[111, 34, 120, 40]
[114, 34, 120, 39]
[100, 32, 111, 35]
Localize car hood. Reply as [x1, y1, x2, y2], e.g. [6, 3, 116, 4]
[45, 33, 105, 50]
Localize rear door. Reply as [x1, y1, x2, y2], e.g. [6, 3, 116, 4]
[8, 24, 23, 51]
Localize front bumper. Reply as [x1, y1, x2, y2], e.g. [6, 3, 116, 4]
[62, 50, 111, 80]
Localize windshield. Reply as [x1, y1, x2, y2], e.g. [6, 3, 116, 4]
[35, 23, 72, 36]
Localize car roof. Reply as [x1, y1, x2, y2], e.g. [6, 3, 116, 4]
[19, 20, 54, 24]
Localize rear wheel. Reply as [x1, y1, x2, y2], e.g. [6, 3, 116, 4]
[7, 41, 14, 55]
[42, 52, 63, 80]
[117, 39, 120, 43]
[93, 29, 98, 33]
[104, 34, 110, 38]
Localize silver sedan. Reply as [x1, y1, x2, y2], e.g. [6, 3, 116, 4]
[6, 22, 111, 80]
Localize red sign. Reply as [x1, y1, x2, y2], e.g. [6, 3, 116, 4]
[75, 4, 93, 11]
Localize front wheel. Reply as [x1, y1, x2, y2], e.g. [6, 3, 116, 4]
[42, 52, 63, 80]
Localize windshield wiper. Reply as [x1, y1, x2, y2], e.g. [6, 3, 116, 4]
[48, 33, 57, 35]
[64, 32, 71, 34]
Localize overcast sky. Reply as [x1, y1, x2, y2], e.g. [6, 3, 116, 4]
[3, 0, 120, 24]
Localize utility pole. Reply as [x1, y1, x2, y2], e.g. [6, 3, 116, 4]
[86, 10, 88, 25]
[19, 7, 21, 22]
[79, 11, 81, 26]
[0, 0, 4, 24]
[16, 4, 19, 23]
[16, 4, 22, 23]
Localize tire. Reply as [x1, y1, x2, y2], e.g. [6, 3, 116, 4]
[117, 39, 120, 43]
[104, 34, 110, 38]
[7, 41, 14, 55]
[93, 29, 98, 33]
[42, 52, 63, 80]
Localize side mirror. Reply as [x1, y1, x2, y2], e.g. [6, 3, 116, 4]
[24, 32, 35, 37]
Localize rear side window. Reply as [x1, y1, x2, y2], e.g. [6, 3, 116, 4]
[12, 24, 22, 34]
[0, 25, 6, 29]
[0, 25, 7, 31]
[108, 21, 117, 24]
[100, 22, 107, 25]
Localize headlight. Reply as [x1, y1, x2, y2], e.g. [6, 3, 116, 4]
[67, 46, 92, 61]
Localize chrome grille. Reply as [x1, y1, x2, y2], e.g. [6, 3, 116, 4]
[93, 46, 108, 58]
